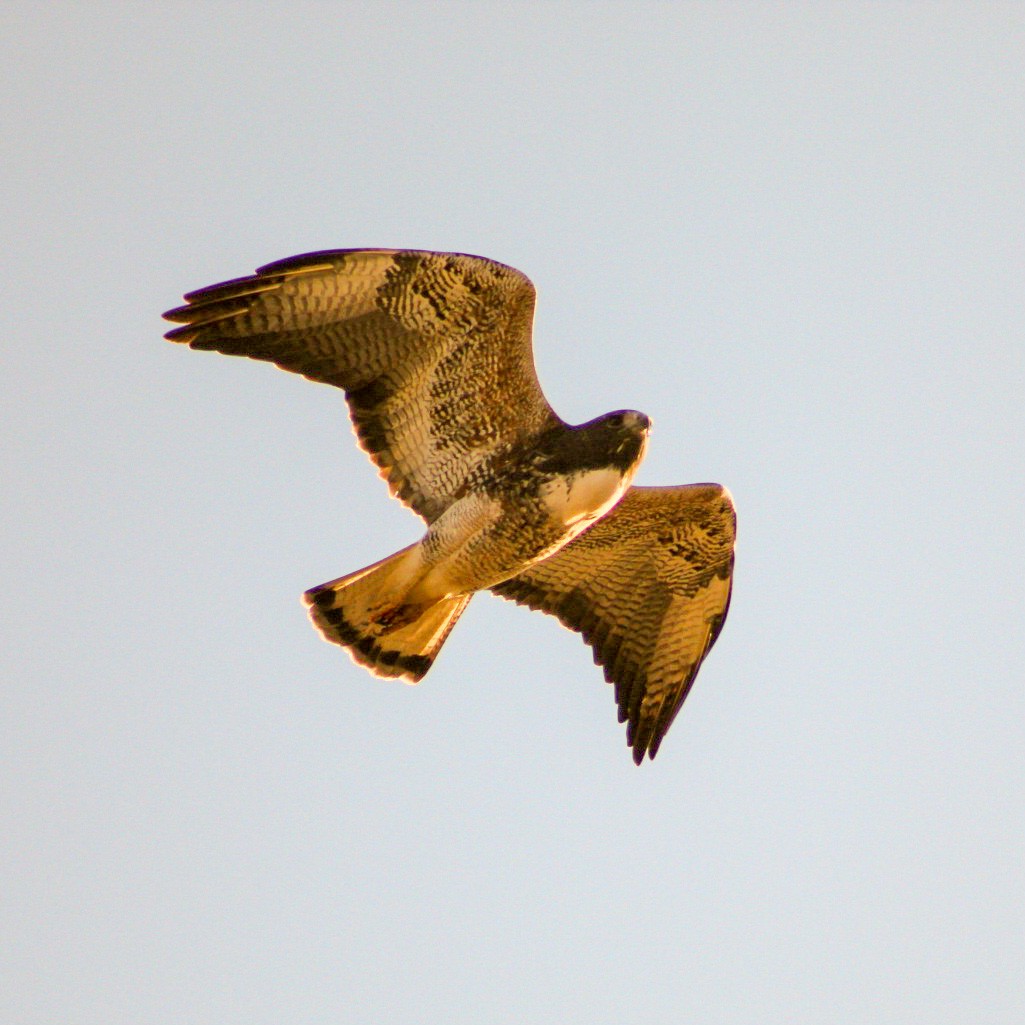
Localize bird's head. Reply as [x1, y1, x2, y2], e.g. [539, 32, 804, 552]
[589, 409, 650, 471]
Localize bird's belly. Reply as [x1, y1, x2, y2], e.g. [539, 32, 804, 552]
[540, 467, 626, 530]
[410, 469, 630, 601]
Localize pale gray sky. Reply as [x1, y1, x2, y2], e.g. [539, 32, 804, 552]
[3, 3, 1023, 1023]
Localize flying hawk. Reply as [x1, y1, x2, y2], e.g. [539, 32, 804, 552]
[163, 249, 735, 763]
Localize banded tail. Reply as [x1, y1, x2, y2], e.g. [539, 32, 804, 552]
[303, 544, 471, 682]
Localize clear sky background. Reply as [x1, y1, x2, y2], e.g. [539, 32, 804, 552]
[3, 4, 1023, 1023]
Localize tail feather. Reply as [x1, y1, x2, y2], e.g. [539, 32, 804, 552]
[302, 545, 470, 682]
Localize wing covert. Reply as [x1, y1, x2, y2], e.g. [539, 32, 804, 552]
[492, 483, 736, 764]
[164, 249, 559, 522]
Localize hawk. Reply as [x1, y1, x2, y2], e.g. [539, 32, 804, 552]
[163, 249, 735, 763]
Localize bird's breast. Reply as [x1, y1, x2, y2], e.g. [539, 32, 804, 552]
[540, 467, 628, 530]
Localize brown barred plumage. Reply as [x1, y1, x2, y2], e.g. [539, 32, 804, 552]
[164, 249, 734, 762]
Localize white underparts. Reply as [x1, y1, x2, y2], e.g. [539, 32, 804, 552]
[541, 467, 628, 530]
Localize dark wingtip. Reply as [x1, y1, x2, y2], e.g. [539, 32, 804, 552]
[162, 303, 192, 323]
[163, 323, 198, 344]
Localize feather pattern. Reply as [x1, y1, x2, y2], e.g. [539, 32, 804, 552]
[492, 484, 735, 763]
[165, 249, 557, 523]
[164, 249, 735, 763]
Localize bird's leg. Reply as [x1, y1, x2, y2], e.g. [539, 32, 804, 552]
[369, 602, 428, 633]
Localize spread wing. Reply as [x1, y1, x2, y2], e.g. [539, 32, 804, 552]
[163, 249, 558, 523]
[492, 483, 735, 764]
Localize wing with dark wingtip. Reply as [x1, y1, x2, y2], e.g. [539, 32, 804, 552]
[164, 249, 559, 523]
[492, 483, 736, 764]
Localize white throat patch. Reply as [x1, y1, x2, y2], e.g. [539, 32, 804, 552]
[541, 467, 629, 530]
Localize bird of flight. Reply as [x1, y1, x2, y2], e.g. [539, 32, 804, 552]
[164, 249, 735, 763]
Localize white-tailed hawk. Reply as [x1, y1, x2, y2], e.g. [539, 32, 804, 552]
[163, 249, 735, 763]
